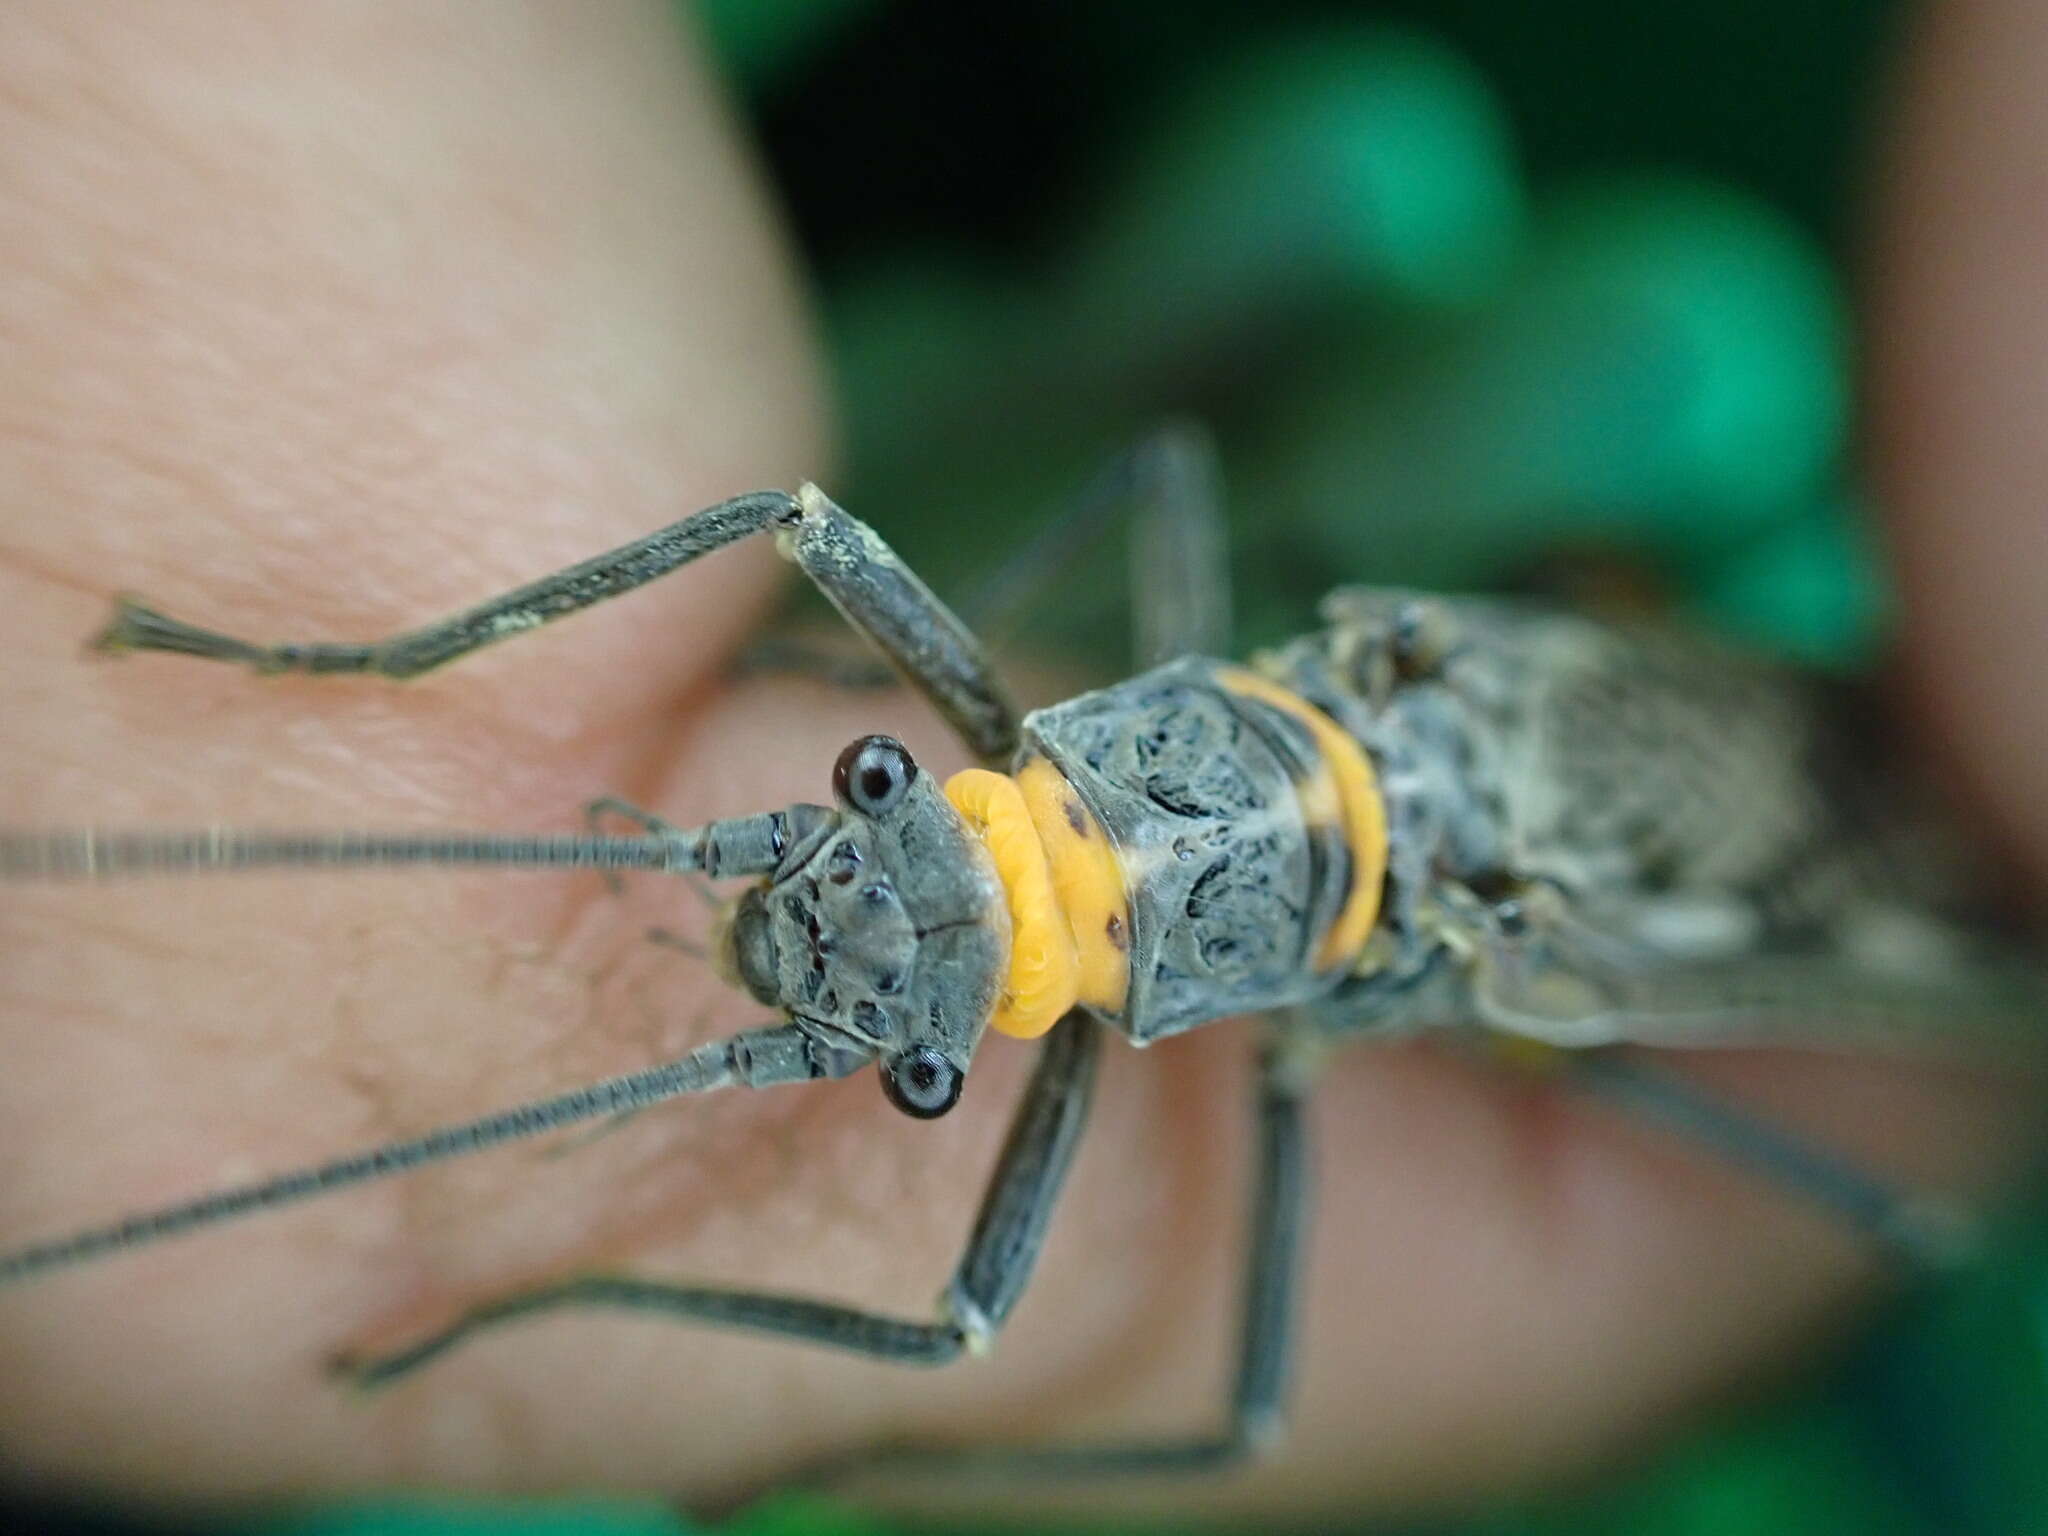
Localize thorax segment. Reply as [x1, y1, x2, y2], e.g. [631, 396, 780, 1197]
[955, 657, 1388, 1045]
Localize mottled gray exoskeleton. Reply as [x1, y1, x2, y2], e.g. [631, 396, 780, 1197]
[3, 429, 2043, 1480]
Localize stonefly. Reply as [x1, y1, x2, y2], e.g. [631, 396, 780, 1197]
[1, 430, 2038, 1478]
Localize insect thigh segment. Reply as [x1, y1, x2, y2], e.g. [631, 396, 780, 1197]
[91, 482, 1024, 763]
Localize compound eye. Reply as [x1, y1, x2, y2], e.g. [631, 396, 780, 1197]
[881, 1046, 962, 1119]
[833, 734, 917, 817]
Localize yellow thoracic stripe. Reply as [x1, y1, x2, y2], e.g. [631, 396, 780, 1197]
[945, 664, 1384, 1032]
[1015, 755, 1132, 1013]
[942, 770, 1138, 1048]
[1216, 666, 1389, 971]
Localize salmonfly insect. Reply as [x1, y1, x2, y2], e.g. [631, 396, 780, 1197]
[1, 428, 2041, 1478]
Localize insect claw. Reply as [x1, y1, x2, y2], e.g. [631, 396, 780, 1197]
[91, 595, 271, 668]
[322, 1347, 373, 1388]
[327, 1313, 474, 1390]
[326, 1343, 413, 1391]
[90, 595, 162, 655]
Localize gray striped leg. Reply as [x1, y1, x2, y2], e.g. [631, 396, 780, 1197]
[332, 1012, 1103, 1385]
[95, 484, 1022, 761]
[831, 1031, 1313, 1483]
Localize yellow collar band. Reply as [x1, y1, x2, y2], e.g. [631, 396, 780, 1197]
[944, 762, 1131, 1039]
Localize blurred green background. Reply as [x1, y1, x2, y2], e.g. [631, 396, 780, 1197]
[41, 2, 2047, 1534]
[719, 0, 1889, 672]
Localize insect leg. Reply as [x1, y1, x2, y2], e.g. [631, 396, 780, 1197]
[1128, 422, 1231, 668]
[583, 794, 686, 839]
[582, 794, 721, 910]
[743, 429, 1230, 741]
[0, 1014, 875, 1288]
[95, 489, 798, 678]
[967, 422, 1232, 667]
[780, 485, 1020, 759]
[836, 1029, 1312, 1482]
[332, 1011, 1102, 1386]
[1559, 1050, 1977, 1270]
[93, 483, 1025, 758]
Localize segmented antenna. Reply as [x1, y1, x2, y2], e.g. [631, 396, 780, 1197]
[0, 1039, 743, 1285]
[0, 828, 707, 880]
[0, 807, 840, 1278]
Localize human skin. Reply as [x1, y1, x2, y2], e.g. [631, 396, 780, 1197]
[0, 0, 2041, 1524]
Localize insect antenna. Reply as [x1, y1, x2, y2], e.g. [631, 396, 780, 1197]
[0, 828, 708, 880]
[0, 803, 827, 884]
[0, 806, 859, 1284]
[0, 1012, 872, 1288]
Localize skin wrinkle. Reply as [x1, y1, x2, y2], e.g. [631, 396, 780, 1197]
[0, 543, 132, 604]
[1, 905, 212, 972]
[1, 892, 353, 1063]
[532, 661, 774, 958]
[351, 944, 578, 1309]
